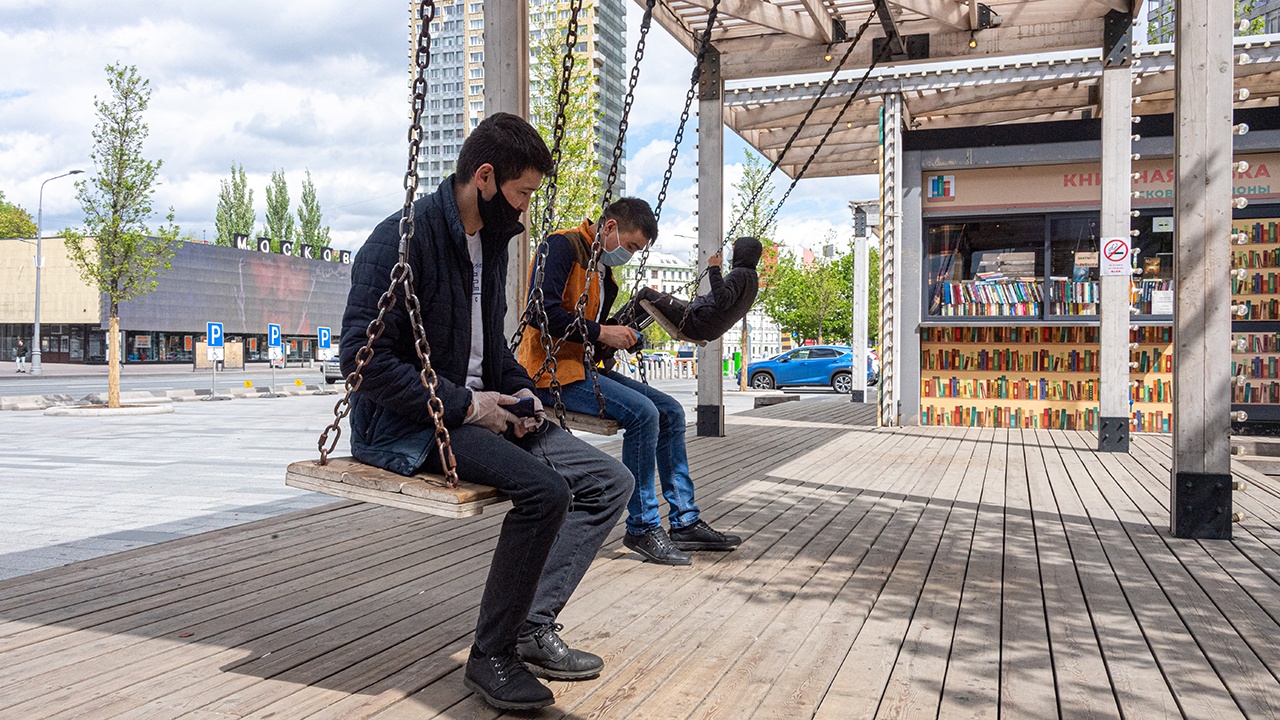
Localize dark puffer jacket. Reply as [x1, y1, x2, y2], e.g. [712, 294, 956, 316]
[685, 236, 762, 339]
[339, 177, 536, 476]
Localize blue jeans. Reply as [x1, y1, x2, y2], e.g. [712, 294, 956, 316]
[542, 370, 701, 535]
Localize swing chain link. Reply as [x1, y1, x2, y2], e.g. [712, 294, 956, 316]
[617, 0, 719, 373]
[522, 0, 584, 428]
[601, 0, 656, 208]
[317, 0, 459, 489]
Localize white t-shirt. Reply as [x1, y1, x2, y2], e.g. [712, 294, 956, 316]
[465, 232, 484, 390]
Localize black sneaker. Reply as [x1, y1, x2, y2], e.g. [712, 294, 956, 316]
[623, 527, 692, 565]
[517, 623, 604, 680]
[463, 645, 554, 710]
[670, 520, 742, 551]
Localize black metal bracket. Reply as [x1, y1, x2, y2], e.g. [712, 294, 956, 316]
[1171, 471, 1233, 539]
[850, 390, 866, 403]
[696, 404, 724, 437]
[872, 33, 929, 62]
[832, 18, 848, 43]
[1103, 9, 1133, 68]
[698, 47, 720, 102]
[1098, 416, 1130, 453]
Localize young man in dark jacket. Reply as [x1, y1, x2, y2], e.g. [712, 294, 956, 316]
[340, 113, 630, 711]
[617, 236, 763, 341]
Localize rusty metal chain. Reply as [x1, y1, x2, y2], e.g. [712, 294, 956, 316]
[600, 0, 656, 208]
[724, 5, 878, 241]
[761, 37, 895, 231]
[619, 0, 721, 368]
[520, 0, 584, 429]
[317, 0, 459, 487]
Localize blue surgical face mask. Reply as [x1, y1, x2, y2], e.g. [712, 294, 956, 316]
[600, 226, 634, 267]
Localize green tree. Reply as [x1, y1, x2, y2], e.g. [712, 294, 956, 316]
[729, 149, 779, 245]
[1148, 1, 1264, 42]
[529, 7, 601, 234]
[215, 163, 254, 246]
[296, 169, 332, 252]
[263, 169, 293, 252]
[833, 238, 881, 344]
[63, 63, 176, 408]
[0, 191, 37, 238]
[761, 241, 861, 344]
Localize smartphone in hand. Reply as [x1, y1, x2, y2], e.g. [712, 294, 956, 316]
[507, 397, 539, 418]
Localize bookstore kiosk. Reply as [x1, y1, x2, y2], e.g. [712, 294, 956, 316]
[900, 108, 1280, 433]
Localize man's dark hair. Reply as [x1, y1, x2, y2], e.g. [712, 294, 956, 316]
[455, 112, 554, 184]
[600, 197, 658, 242]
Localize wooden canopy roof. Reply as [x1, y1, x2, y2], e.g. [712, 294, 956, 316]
[639, 1, 1280, 177]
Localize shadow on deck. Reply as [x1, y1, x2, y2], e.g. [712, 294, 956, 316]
[1, 399, 1279, 719]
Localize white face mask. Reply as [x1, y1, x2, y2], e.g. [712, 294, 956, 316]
[600, 225, 634, 266]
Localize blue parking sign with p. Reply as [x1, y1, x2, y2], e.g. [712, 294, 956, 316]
[317, 327, 332, 349]
[207, 322, 224, 347]
[268, 323, 282, 348]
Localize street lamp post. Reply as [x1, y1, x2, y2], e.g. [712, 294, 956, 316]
[32, 170, 83, 376]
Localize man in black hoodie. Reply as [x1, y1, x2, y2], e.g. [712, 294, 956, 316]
[617, 236, 763, 341]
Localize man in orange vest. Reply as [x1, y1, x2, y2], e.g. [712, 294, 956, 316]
[519, 197, 742, 567]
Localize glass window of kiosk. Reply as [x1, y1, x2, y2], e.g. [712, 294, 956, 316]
[1130, 211, 1175, 317]
[925, 215, 1046, 318]
[1047, 214, 1101, 317]
[1230, 207, 1280, 320]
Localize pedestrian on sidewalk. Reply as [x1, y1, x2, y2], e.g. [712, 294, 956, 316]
[14, 339, 27, 373]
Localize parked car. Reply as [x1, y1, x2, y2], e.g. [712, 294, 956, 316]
[741, 345, 878, 393]
[646, 350, 673, 363]
[321, 354, 344, 384]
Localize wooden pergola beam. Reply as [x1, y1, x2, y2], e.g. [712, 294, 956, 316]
[681, 0, 829, 43]
[715, 17, 1106, 79]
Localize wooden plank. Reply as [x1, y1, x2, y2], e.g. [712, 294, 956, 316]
[0, 515, 502, 716]
[286, 458, 508, 517]
[560, 425, 921, 717]
[1058, 432, 1248, 719]
[874, 427, 987, 719]
[157, 415, 849, 717]
[936, 427, 1006, 719]
[640, 428, 969, 720]
[1021, 430, 1123, 719]
[996, 429, 1058, 716]
[1034, 430, 1181, 718]
[559, 411, 620, 436]
[637, 299, 707, 346]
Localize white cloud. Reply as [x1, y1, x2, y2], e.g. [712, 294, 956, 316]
[2, 1, 874, 258]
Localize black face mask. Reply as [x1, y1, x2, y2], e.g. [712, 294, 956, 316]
[477, 185, 522, 231]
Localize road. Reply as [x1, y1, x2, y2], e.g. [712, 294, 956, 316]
[0, 363, 329, 397]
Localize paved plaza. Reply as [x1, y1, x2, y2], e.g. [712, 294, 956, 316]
[0, 380, 826, 580]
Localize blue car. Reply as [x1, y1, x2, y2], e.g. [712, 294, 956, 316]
[743, 345, 878, 393]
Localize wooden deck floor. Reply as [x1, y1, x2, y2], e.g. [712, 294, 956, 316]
[3, 399, 1280, 719]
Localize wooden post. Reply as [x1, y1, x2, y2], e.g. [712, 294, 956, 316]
[697, 48, 725, 437]
[1171, 0, 1234, 539]
[1099, 16, 1133, 452]
[851, 221, 869, 403]
[484, 1, 531, 337]
[879, 93, 904, 425]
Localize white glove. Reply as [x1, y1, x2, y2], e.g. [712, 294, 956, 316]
[513, 387, 545, 436]
[465, 391, 521, 434]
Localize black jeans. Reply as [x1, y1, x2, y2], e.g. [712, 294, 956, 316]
[423, 421, 630, 654]
[627, 287, 723, 342]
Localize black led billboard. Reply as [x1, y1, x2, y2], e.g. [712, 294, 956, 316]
[114, 242, 352, 335]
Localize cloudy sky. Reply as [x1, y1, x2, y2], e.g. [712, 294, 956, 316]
[1, 1, 877, 260]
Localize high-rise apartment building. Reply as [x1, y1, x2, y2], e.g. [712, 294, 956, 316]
[1146, 0, 1280, 44]
[411, 0, 626, 196]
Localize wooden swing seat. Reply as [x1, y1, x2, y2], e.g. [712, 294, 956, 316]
[560, 410, 620, 435]
[285, 456, 507, 518]
[638, 299, 707, 347]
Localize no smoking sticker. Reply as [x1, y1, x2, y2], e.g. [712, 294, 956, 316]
[1100, 236, 1131, 276]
